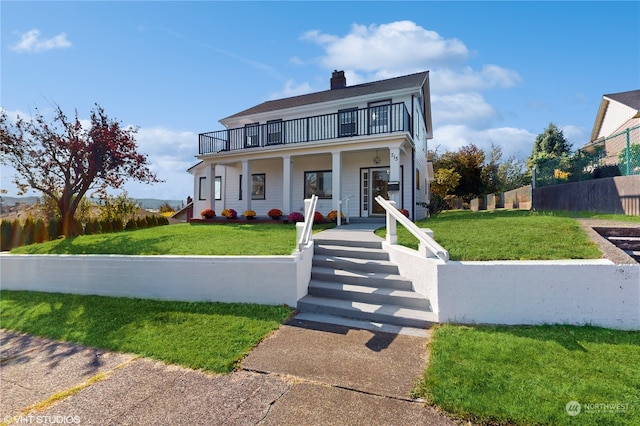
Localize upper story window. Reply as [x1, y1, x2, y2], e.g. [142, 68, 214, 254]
[266, 119, 283, 145]
[245, 123, 260, 148]
[338, 108, 358, 137]
[369, 100, 391, 134]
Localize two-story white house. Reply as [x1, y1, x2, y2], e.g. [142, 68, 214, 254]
[189, 70, 433, 221]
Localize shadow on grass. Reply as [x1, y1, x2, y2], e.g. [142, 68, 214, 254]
[462, 324, 640, 352]
[0, 290, 293, 372]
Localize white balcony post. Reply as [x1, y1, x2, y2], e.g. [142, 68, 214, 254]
[208, 163, 216, 211]
[389, 146, 401, 205]
[331, 151, 342, 226]
[282, 155, 292, 215]
[386, 200, 397, 244]
[242, 160, 251, 213]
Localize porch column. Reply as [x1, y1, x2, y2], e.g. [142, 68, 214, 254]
[331, 151, 342, 215]
[208, 163, 217, 211]
[389, 147, 401, 204]
[282, 155, 292, 214]
[242, 160, 251, 213]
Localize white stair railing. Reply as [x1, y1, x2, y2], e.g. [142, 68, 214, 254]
[337, 196, 353, 226]
[375, 196, 449, 262]
[297, 195, 319, 252]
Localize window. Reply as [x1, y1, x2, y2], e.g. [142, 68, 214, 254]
[338, 108, 357, 137]
[252, 174, 265, 200]
[239, 175, 242, 200]
[416, 169, 420, 190]
[245, 124, 260, 148]
[215, 176, 222, 200]
[266, 119, 283, 145]
[369, 100, 391, 134]
[304, 171, 332, 199]
[198, 177, 206, 200]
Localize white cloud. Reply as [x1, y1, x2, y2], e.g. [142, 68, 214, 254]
[10, 29, 72, 53]
[269, 79, 313, 100]
[432, 93, 497, 126]
[431, 66, 521, 94]
[302, 21, 468, 73]
[432, 124, 536, 161]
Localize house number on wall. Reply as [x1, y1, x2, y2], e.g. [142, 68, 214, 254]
[391, 153, 399, 162]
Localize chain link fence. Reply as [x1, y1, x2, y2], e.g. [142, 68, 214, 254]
[534, 125, 640, 187]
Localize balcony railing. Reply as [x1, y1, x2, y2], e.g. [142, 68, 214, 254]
[199, 102, 411, 155]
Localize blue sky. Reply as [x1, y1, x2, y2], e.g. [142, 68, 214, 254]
[2, 1, 639, 201]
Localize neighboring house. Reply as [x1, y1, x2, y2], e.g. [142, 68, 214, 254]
[188, 70, 434, 220]
[585, 89, 640, 165]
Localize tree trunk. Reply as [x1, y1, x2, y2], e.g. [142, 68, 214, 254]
[61, 210, 76, 237]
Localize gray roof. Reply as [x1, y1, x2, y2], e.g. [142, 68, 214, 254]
[223, 71, 429, 120]
[605, 89, 640, 110]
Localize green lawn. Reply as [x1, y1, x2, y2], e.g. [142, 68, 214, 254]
[10, 222, 335, 256]
[414, 324, 640, 426]
[0, 290, 292, 373]
[376, 209, 606, 260]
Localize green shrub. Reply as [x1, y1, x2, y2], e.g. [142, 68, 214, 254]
[48, 218, 63, 240]
[1, 220, 16, 251]
[110, 219, 124, 232]
[146, 215, 158, 227]
[22, 217, 35, 246]
[125, 219, 138, 231]
[84, 219, 100, 235]
[33, 218, 49, 244]
[100, 219, 113, 233]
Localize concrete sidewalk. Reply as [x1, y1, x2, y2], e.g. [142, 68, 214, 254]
[1, 319, 459, 425]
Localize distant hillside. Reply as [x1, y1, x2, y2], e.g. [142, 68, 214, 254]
[1, 196, 184, 211]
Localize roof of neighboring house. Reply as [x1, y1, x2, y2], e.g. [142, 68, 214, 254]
[222, 71, 429, 120]
[605, 89, 640, 111]
[590, 89, 640, 141]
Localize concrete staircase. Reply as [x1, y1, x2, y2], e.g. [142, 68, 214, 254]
[594, 226, 640, 263]
[296, 235, 436, 333]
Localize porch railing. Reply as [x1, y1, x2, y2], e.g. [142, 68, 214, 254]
[375, 196, 449, 262]
[199, 102, 411, 155]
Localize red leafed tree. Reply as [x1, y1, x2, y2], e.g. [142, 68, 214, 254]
[0, 104, 161, 236]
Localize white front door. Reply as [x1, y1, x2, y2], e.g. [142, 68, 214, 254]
[361, 167, 389, 217]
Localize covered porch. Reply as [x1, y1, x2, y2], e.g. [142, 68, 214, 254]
[194, 134, 416, 221]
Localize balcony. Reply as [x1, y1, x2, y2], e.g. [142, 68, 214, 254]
[199, 102, 411, 155]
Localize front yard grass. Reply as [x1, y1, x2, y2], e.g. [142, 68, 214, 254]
[376, 209, 605, 260]
[0, 290, 292, 373]
[10, 222, 335, 256]
[414, 324, 640, 426]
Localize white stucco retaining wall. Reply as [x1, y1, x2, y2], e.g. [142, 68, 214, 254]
[385, 244, 639, 330]
[436, 260, 640, 330]
[0, 246, 313, 307]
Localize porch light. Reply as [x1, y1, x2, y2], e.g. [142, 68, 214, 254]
[374, 150, 381, 164]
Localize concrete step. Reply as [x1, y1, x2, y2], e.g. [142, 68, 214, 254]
[308, 279, 431, 309]
[594, 227, 640, 238]
[297, 295, 437, 329]
[314, 244, 390, 261]
[607, 236, 640, 251]
[312, 254, 399, 274]
[292, 312, 431, 337]
[311, 266, 413, 290]
[314, 238, 382, 250]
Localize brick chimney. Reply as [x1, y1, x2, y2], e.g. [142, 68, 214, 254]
[330, 70, 346, 89]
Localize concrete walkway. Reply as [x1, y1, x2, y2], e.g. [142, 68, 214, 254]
[1, 318, 459, 425]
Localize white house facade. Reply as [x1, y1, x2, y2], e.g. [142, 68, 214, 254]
[189, 70, 434, 221]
